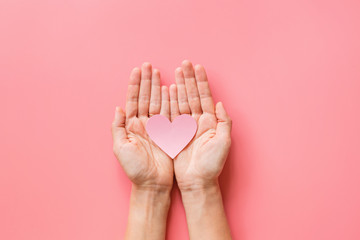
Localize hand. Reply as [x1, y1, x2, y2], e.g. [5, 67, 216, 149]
[170, 60, 232, 240]
[169, 60, 232, 191]
[111, 62, 173, 190]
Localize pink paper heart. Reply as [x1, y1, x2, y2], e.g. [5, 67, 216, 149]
[146, 114, 197, 159]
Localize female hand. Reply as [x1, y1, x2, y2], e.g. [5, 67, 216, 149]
[170, 60, 232, 240]
[169, 60, 232, 191]
[111, 62, 173, 190]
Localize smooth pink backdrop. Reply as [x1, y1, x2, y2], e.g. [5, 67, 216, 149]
[1, 0, 360, 239]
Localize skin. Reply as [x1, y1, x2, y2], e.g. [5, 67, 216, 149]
[171, 60, 232, 240]
[111, 61, 232, 240]
[111, 63, 173, 240]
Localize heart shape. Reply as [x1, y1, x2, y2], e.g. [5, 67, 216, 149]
[146, 114, 197, 158]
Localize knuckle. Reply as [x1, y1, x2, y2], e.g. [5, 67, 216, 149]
[189, 95, 200, 101]
[139, 96, 150, 102]
[150, 99, 161, 105]
[127, 95, 138, 102]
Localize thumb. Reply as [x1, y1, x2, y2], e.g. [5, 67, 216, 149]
[111, 107, 128, 147]
[215, 102, 232, 141]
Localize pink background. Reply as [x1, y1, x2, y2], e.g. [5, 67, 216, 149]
[1, 0, 360, 239]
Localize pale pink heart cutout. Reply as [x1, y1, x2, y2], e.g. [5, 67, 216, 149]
[146, 114, 197, 159]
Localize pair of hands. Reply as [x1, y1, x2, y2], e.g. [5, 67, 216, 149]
[111, 60, 232, 193]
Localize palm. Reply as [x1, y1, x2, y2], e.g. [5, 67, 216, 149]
[112, 63, 173, 188]
[175, 114, 226, 186]
[122, 117, 172, 186]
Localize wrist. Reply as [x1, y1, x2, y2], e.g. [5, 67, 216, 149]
[132, 183, 173, 194]
[178, 178, 224, 212]
[178, 178, 220, 193]
[128, 184, 171, 228]
[131, 184, 172, 208]
[178, 180, 231, 240]
[179, 179, 223, 208]
[125, 185, 171, 239]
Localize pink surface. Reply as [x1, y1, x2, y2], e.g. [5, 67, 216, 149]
[146, 114, 197, 159]
[1, 0, 360, 239]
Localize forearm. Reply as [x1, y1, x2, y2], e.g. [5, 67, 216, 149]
[180, 181, 231, 240]
[125, 184, 171, 240]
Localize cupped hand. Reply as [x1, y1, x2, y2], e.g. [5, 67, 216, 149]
[112, 63, 173, 189]
[170, 60, 232, 191]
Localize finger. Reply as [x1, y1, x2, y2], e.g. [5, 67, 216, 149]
[125, 67, 141, 118]
[149, 68, 161, 116]
[215, 102, 232, 140]
[138, 62, 152, 117]
[112, 107, 129, 150]
[175, 67, 191, 114]
[182, 60, 202, 115]
[160, 86, 170, 119]
[169, 84, 180, 121]
[194, 64, 215, 115]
